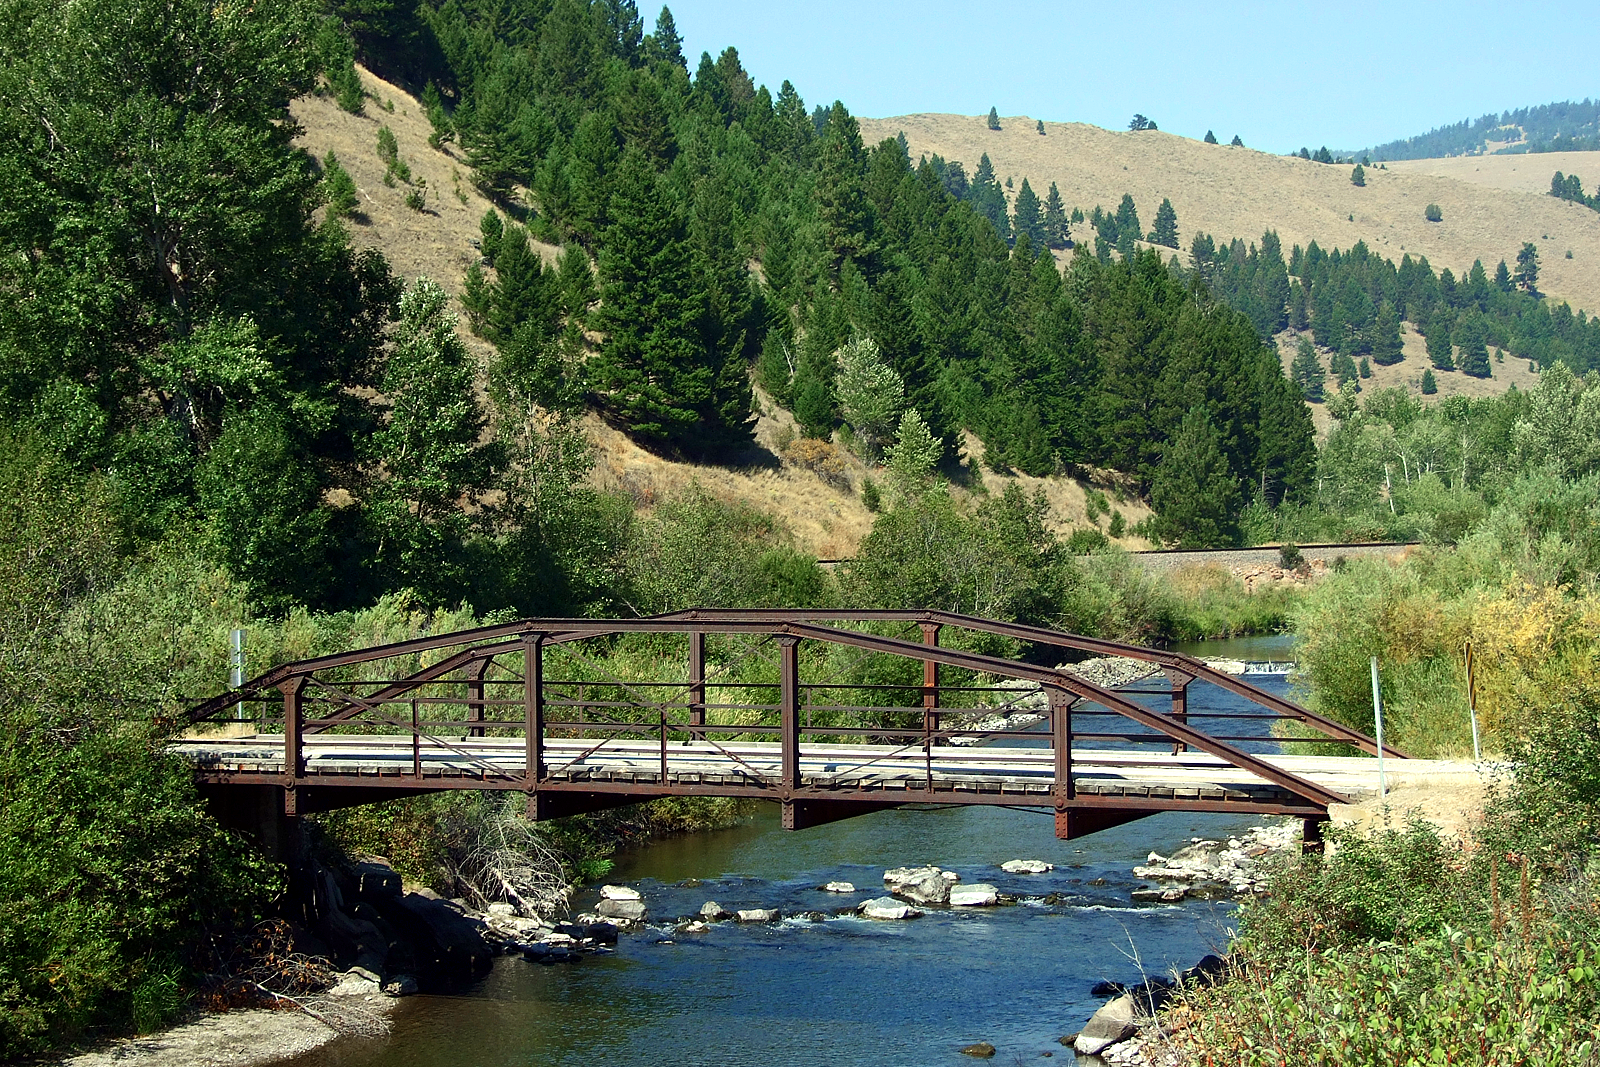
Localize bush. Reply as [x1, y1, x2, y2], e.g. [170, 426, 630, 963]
[1425, 203, 1443, 222]
[1278, 542, 1304, 569]
[0, 729, 279, 1058]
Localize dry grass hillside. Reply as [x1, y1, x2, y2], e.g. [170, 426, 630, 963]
[859, 115, 1600, 320]
[291, 69, 1151, 556]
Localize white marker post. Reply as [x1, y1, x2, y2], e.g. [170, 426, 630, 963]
[1370, 656, 1386, 800]
[230, 628, 246, 720]
[1465, 641, 1481, 763]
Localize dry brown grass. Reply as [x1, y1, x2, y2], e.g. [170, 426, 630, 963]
[289, 73, 1145, 558]
[859, 114, 1600, 329]
[1274, 326, 1543, 438]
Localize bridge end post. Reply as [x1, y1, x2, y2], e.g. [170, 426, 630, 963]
[1050, 688, 1075, 836]
[779, 635, 801, 795]
[689, 630, 706, 741]
[1163, 669, 1192, 755]
[523, 633, 544, 791]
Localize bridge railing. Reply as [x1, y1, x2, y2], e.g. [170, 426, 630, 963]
[185, 611, 1390, 821]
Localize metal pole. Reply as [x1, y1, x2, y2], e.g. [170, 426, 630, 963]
[779, 636, 800, 795]
[1370, 656, 1386, 800]
[689, 630, 706, 741]
[230, 628, 246, 720]
[1465, 640, 1481, 763]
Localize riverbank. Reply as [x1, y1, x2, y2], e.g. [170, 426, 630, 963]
[56, 1002, 378, 1067]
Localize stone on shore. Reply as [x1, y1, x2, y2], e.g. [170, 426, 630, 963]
[949, 883, 1000, 907]
[596, 898, 647, 922]
[860, 897, 922, 920]
[820, 881, 856, 893]
[736, 908, 780, 923]
[959, 1041, 997, 1057]
[884, 865, 957, 905]
[599, 884, 641, 901]
[1000, 859, 1053, 874]
[1073, 994, 1141, 1056]
[381, 974, 419, 998]
[699, 901, 732, 920]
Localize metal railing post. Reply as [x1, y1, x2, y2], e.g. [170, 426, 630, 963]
[467, 658, 489, 738]
[524, 633, 544, 789]
[280, 676, 307, 814]
[1051, 686, 1074, 802]
[1164, 669, 1192, 755]
[689, 630, 706, 741]
[779, 636, 801, 795]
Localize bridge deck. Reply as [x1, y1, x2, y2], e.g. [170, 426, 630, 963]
[175, 734, 1461, 809]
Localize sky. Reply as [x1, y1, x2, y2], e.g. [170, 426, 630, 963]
[659, 0, 1599, 154]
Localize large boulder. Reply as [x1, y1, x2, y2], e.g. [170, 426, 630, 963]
[735, 908, 780, 923]
[1000, 859, 1053, 874]
[860, 897, 922, 920]
[699, 901, 732, 920]
[596, 898, 647, 922]
[600, 884, 641, 901]
[884, 866, 956, 906]
[949, 883, 1000, 907]
[1073, 994, 1141, 1056]
[369, 892, 494, 986]
[351, 860, 403, 901]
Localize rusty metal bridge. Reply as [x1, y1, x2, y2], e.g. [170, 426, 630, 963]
[181, 610, 1409, 845]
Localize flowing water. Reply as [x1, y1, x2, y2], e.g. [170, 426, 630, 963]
[289, 636, 1299, 1067]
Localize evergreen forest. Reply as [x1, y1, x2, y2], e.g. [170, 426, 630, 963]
[1358, 98, 1600, 159]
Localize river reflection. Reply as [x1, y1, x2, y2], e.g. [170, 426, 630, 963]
[287, 644, 1297, 1067]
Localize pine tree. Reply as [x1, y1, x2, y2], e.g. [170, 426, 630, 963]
[1114, 194, 1141, 247]
[322, 152, 357, 218]
[1494, 259, 1513, 292]
[1313, 146, 1333, 163]
[987, 107, 1001, 130]
[1350, 164, 1366, 187]
[1456, 315, 1491, 378]
[592, 150, 739, 451]
[1516, 242, 1540, 292]
[646, 6, 685, 67]
[885, 409, 943, 499]
[1289, 336, 1326, 401]
[1299, 147, 1311, 159]
[479, 209, 504, 266]
[1012, 178, 1044, 247]
[1150, 198, 1178, 248]
[1421, 368, 1438, 394]
[1151, 407, 1241, 548]
[1204, 130, 1218, 144]
[422, 82, 452, 149]
[1042, 182, 1069, 248]
[1370, 300, 1404, 365]
[1425, 310, 1456, 370]
[1288, 281, 1310, 330]
[1330, 348, 1359, 385]
[1230, 134, 1244, 147]
[486, 225, 559, 345]
[1036, 119, 1045, 135]
[1358, 356, 1372, 378]
[815, 103, 873, 273]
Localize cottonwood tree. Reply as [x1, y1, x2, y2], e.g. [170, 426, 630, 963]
[368, 278, 495, 599]
[884, 409, 942, 499]
[834, 336, 904, 459]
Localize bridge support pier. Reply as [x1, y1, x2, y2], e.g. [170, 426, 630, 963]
[1301, 816, 1327, 854]
[200, 783, 304, 864]
[783, 798, 901, 831]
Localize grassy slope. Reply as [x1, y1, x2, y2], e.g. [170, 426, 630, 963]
[290, 69, 1155, 556]
[860, 114, 1600, 343]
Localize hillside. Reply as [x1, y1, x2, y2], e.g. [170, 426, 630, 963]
[1354, 98, 1600, 159]
[291, 70, 1154, 556]
[860, 114, 1600, 326]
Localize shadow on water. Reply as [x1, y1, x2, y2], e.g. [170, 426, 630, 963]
[287, 671, 1300, 1067]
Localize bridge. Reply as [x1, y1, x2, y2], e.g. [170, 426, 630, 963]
[180, 609, 1413, 853]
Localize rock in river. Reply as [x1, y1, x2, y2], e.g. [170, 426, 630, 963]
[959, 1041, 997, 1057]
[949, 883, 1000, 907]
[735, 908, 781, 923]
[1000, 859, 1053, 874]
[596, 898, 647, 922]
[599, 884, 642, 901]
[820, 881, 856, 893]
[699, 901, 732, 920]
[1073, 994, 1141, 1056]
[884, 865, 957, 905]
[860, 897, 922, 920]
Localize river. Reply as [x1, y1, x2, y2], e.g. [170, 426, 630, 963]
[288, 635, 1298, 1067]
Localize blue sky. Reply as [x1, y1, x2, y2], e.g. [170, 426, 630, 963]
[660, 1, 1598, 154]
